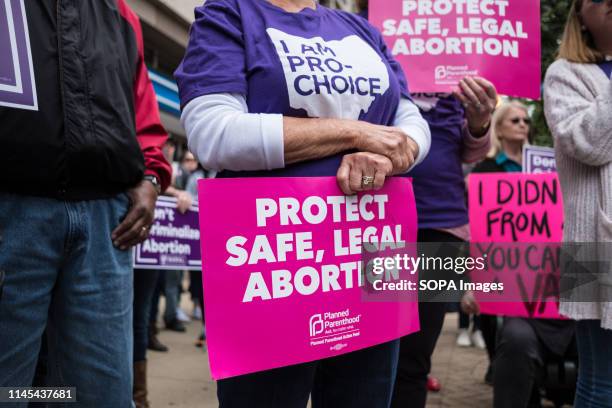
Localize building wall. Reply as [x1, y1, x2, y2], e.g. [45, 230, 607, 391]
[127, 0, 362, 141]
[157, 0, 202, 23]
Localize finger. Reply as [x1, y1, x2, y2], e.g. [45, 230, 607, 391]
[111, 206, 143, 242]
[336, 161, 353, 195]
[391, 154, 406, 174]
[354, 156, 377, 192]
[382, 131, 407, 173]
[465, 77, 489, 106]
[116, 219, 149, 250]
[406, 142, 416, 168]
[388, 149, 408, 174]
[361, 171, 376, 191]
[114, 212, 149, 249]
[372, 170, 386, 190]
[349, 165, 364, 194]
[407, 136, 419, 162]
[124, 225, 151, 249]
[473, 77, 497, 100]
[459, 79, 481, 107]
[178, 200, 190, 214]
[396, 133, 410, 172]
[453, 89, 470, 109]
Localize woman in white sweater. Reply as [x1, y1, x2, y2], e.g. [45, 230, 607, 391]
[543, 0, 612, 406]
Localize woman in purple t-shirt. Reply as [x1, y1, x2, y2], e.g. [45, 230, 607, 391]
[175, 0, 507, 406]
[175, 1, 431, 406]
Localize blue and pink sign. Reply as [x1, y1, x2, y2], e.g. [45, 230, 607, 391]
[0, 0, 37, 110]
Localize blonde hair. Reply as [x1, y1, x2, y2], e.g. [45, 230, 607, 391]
[487, 101, 530, 158]
[558, 0, 606, 63]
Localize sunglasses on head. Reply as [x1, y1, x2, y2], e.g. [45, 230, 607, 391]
[510, 117, 531, 125]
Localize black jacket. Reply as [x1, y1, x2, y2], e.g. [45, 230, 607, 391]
[0, 0, 170, 200]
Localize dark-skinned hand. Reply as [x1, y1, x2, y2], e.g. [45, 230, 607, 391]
[111, 180, 158, 251]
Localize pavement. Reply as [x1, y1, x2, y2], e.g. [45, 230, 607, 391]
[147, 294, 563, 408]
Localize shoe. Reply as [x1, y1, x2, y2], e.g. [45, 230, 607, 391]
[195, 332, 205, 348]
[165, 318, 186, 332]
[147, 326, 169, 352]
[192, 305, 202, 320]
[427, 375, 442, 392]
[484, 365, 493, 386]
[471, 330, 486, 350]
[133, 360, 150, 408]
[176, 308, 191, 322]
[456, 329, 472, 347]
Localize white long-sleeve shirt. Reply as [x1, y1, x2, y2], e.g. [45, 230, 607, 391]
[182, 93, 431, 172]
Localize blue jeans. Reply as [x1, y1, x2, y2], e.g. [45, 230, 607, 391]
[575, 320, 612, 408]
[216, 340, 399, 408]
[0, 192, 133, 407]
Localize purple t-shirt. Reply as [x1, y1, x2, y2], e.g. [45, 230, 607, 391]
[175, 0, 410, 178]
[408, 93, 468, 229]
[599, 61, 612, 78]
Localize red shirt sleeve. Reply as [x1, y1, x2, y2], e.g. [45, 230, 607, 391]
[118, 0, 172, 192]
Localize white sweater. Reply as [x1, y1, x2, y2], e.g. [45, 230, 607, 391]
[544, 58, 612, 329]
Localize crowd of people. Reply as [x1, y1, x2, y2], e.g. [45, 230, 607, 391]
[0, 0, 610, 407]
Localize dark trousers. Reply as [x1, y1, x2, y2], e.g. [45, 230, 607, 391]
[493, 318, 564, 408]
[189, 270, 202, 304]
[134, 269, 159, 362]
[392, 302, 446, 408]
[392, 229, 463, 408]
[189, 270, 204, 326]
[480, 314, 498, 363]
[149, 271, 164, 325]
[458, 308, 481, 330]
[217, 340, 399, 408]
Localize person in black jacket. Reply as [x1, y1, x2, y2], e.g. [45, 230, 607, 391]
[0, 2, 171, 407]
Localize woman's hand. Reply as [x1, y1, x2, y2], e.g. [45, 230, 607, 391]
[175, 191, 193, 214]
[351, 122, 419, 174]
[460, 290, 481, 315]
[336, 152, 394, 195]
[453, 77, 498, 137]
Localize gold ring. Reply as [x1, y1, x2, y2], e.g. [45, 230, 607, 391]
[361, 176, 375, 187]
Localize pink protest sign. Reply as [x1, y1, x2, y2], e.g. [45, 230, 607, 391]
[369, 0, 541, 99]
[468, 173, 565, 318]
[198, 177, 420, 379]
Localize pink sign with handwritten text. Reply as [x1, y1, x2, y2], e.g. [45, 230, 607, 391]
[469, 173, 565, 319]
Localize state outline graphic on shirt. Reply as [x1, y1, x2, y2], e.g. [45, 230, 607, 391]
[267, 27, 390, 120]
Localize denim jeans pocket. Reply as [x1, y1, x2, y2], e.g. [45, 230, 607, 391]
[112, 192, 132, 226]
